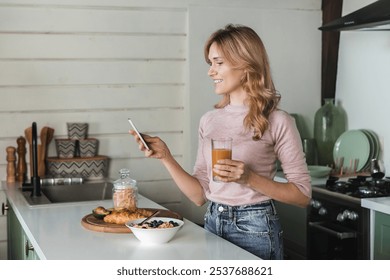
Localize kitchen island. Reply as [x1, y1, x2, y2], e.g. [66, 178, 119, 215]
[2, 182, 259, 260]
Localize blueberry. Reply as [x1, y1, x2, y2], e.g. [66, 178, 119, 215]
[169, 221, 179, 227]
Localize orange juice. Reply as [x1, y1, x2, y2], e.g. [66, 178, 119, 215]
[212, 148, 232, 180]
[211, 138, 232, 181]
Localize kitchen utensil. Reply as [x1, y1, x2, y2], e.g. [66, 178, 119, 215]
[43, 127, 55, 174]
[24, 127, 33, 177]
[361, 129, 380, 170]
[360, 129, 375, 171]
[16, 136, 27, 182]
[371, 158, 385, 179]
[6, 146, 16, 183]
[38, 127, 48, 177]
[333, 130, 371, 173]
[333, 157, 344, 176]
[137, 210, 160, 226]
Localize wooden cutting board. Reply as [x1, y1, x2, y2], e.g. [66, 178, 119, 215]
[81, 208, 182, 233]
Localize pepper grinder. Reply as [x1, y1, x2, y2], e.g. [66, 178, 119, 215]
[6, 146, 16, 183]
[16, 136, 27, 183]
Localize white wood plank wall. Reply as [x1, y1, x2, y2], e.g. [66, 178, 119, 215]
[0, 0, 187, 210]
[0, 0, 322, 222]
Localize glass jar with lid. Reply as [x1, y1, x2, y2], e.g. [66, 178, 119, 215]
[112, 168, 138, 211]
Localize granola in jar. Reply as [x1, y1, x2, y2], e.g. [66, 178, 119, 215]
[113, 168, 137, 211]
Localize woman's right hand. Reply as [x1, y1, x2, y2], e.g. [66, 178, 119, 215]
[130, 131, 205, 206]
[129, 130, 171, 159]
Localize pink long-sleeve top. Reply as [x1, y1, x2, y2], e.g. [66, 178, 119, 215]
[192, 104, 311, 206]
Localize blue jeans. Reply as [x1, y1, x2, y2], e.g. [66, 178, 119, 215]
[204, 200, 284, 260]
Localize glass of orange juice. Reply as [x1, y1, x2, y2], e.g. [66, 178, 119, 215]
[211, 138, 232, 182]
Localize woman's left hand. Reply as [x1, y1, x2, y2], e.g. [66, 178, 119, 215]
[213, 159, 251, 184]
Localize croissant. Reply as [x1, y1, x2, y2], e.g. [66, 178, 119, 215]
[103, 208, 153, 225]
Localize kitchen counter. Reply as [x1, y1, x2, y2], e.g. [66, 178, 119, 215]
[362, 197, 390, 215]
[362, 196, 390, 259]
[3, 181, 259, 260]
[274, 171, 326, 185]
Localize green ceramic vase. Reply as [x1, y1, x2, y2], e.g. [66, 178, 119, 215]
[314, 98, 347, 166]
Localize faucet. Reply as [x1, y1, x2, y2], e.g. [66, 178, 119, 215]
[31, 122, 41, 197]
[23, 122, 41, 197]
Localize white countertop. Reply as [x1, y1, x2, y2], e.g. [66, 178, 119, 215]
[362, 197, 390, 215]
[3, 182, 259, 260]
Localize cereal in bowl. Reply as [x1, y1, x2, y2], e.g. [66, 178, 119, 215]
[133, 219, 180, 229]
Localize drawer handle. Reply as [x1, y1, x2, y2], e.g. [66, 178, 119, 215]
[1, 203, 8, 215]
[25, 240, 34, 257]
[308, 221, 357, 239]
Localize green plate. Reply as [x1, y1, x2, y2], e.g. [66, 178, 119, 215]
[361, 129, 379, 171]
[360, 129, 375, 171]
[333, 130, 370, 172]
[364, 129, 380, 159]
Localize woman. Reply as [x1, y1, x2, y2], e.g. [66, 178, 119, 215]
[130, 24, 311, 260]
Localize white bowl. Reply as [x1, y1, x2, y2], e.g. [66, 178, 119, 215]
[125, 217, 184, 244]
[308, 165, 332, 177]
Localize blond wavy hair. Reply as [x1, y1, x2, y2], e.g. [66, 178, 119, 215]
[204, 24, 281, 140]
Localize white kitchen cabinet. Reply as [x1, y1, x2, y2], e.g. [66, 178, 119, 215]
[0, 190, 7, 260]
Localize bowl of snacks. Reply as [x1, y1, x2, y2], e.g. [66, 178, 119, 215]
[125, 217, 184, 244]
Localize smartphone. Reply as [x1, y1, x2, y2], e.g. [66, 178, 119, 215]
[128, 118, 150, 150]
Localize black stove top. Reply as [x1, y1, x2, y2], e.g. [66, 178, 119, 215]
[325, 175, 390, 198]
